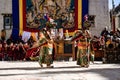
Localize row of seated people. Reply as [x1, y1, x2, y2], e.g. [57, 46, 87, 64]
[92, 35, 120, 50]
[0, 40, 39, 61]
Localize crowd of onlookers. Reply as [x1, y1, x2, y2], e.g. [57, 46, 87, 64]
[0, 37, 36, 61]
[92, 27, 120, 51]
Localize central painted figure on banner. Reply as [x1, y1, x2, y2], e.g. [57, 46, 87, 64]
[26, 0, 75, 29]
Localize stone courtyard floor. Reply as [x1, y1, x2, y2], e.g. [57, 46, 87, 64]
[0, 61, 120, 80]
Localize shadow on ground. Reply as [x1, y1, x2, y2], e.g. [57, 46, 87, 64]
[0, 64, 120, 80]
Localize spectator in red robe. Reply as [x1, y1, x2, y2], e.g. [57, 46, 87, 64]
[0, 43, 4, 60]
[2, 42, 8, 60]
[7, 42, 14, 60]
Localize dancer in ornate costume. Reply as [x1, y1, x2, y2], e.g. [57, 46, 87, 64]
[31, 29, 54, 68]
[72, 30, 89, 67]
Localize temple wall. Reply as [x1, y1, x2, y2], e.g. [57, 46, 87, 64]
[0, 0, 12, 40]
[89, 0, 110, 37]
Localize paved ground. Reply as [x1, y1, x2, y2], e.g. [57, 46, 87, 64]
[0, 61, 120, 80]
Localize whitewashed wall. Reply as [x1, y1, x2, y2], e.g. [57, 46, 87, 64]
[115, 12, 120, 30]
[0, 0, 12, 40]
[89, 0, 110, 37]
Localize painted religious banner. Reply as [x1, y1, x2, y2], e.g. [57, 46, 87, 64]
[26, 0, 75, 31]
[12, 0, 88, 40]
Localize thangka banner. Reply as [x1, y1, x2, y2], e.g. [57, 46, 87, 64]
[12, 0, 88, 40]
